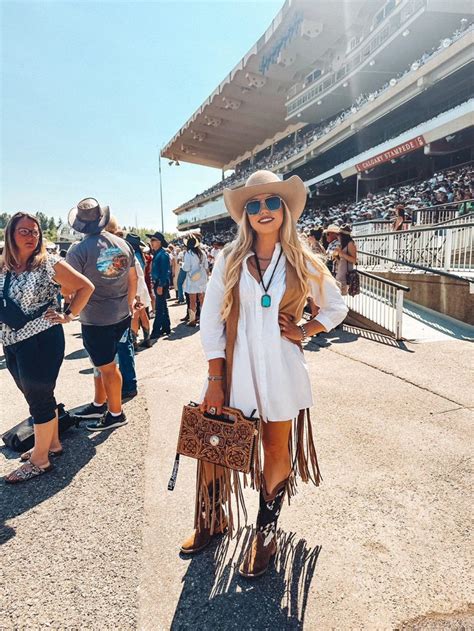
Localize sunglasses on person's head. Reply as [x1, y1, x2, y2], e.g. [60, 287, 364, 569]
[245, 195, 283, 215]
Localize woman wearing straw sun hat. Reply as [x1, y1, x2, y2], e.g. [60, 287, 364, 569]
[180, 170, 348, 578]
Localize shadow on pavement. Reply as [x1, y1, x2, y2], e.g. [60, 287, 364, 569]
[166, 324, 200, 341]
[64, 348, 89, 361]
[306, 325, 412, 353]
[0, 422, 116, 545]
[171, 527, 321, 630]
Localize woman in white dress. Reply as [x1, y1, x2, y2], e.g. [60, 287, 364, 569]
[180, 170, 348, 578]
[181, 236, 208, 326]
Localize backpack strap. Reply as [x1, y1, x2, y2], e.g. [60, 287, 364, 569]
[0, 271, 11, 300]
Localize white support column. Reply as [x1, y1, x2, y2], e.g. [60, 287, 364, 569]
[395, 289, 404, 340]
[443, 229, 453, 271]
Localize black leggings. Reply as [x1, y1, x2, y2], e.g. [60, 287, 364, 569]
[4, 325, 65, 424]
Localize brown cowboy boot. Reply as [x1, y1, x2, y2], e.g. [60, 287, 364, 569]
[239, 478, 287, 578]
[180, 481, 227, 554]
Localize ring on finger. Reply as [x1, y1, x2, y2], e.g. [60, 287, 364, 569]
[209, 406, 217, 415]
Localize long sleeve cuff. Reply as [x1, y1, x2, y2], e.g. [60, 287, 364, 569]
[205, 350, 226, 361]
[316, 305, 348, 332]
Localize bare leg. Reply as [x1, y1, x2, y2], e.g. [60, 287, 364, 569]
[262, 420, 292, 494]
[98, 362, 122, 415]
[131, 310, 140, 335]
[94, 374, 107, 405]
[29, 416, 57, 468]
[49, 412, 62, 451]
[139, 308, 150, 330]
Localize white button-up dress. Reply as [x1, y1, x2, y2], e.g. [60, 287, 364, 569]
[199, 243, 348, 422]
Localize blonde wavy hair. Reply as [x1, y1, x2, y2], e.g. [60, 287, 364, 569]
[221, 201, 333, 321]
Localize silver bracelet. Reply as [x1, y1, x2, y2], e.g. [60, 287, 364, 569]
[208, 375, 224, 382]
[299, 324, 309, 342]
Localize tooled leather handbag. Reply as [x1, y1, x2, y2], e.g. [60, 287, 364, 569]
[168, 402, 259, 490]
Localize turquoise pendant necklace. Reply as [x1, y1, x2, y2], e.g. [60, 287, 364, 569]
[254, 249, 283, 308]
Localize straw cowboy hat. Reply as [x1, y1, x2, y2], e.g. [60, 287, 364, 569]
[324, 224, 341, 234]
[223, 170, 307, 223]
[183, 233, 202, 247]
[68, 198, 110, 235]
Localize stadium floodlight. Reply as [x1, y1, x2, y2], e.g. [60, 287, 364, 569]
[317, 100, 322, 105]
[342, 82, 348, 88]
[402, 29, 410, 37]
[369, 59, 376, 66]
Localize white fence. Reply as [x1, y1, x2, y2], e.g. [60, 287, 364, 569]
[351, 201, 474, 236]
[346, 271, 408, 339]
[352, 220, 391, 236]
[354, 223, 474, 274]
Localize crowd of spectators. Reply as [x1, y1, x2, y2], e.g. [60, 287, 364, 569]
[193, 164, 473, 245]
[175, 21, 472, 212]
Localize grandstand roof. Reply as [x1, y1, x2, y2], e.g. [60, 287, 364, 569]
[161, 0, 382, 169]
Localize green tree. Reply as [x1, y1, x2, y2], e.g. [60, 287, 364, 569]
[0, 212, 11, 229]
[35, 212, 49, 231]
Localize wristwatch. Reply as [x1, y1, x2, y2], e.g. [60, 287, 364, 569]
[64, 307, 75, 322]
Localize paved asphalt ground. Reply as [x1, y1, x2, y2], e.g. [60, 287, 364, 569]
[1, 301, 473, 630]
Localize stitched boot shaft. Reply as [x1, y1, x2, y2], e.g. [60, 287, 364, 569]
[239, 478, 287, 578]
[141, 327, 152, 348]
[256, 479, 286, 546]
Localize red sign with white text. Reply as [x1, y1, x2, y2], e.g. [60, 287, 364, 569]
[355, 135, 426, 172]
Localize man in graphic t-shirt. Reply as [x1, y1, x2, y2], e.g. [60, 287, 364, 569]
[66, 198, 137, 431]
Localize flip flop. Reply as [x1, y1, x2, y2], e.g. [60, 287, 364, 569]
[5, 461, 55, 484]
[19, 449, 63, 462]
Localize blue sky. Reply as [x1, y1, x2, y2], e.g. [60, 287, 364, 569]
[1, 0, 282, 232]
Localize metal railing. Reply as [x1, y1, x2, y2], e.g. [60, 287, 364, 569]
[352, 220, 392, 236]
[437, 211, 474, 226]
[346, 270, 409, 339]
[351, 201, 474, 235]
[411, 200, 474, 226]
[354, 223, 474, 274]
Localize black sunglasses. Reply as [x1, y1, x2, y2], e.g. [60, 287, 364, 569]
[245, 195, 283, 215]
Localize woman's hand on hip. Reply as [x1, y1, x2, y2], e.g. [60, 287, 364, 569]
[44, 308, 72, 325]
[199, 381, 225, 416]
[278, 313, 303, 342]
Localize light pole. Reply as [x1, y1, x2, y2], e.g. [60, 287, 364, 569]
[158, 147, 165, 233]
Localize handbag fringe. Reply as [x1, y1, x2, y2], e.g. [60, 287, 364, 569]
[194, 461, 248, 537]
[194, 407, 322, 535]
[287, 408, 322, 500]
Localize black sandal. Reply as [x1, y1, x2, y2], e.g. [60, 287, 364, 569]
[20, 448, 63, 462]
